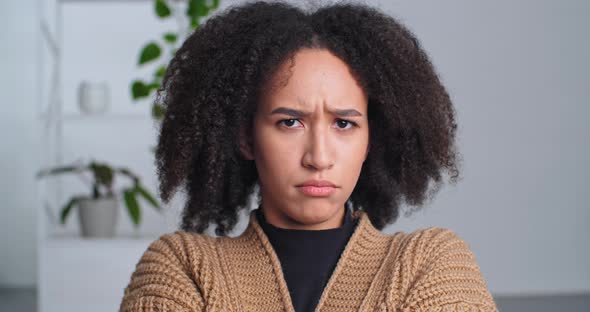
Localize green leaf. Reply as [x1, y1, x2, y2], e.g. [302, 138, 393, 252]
[187, 0, 207, 23]
[154, 0, 171, 18]
[135, 184, 161, 210]
[89, 161, 114, 189]
[155, 65, 167, 78]
[138, 42, 161, 65]
[186, 0, 197, 19]
[60, 196, 81, 225]
[190, 17, 200, 29]
[163, 33, 177, 44]
[123, 189, 141, 226]
[131, 80, 150, 99]
[187, 0, 217, 27]
[147, 82, 160, 92]
[116, 167, 139, 184]
[197, 1, 209, 17]
[152, 103, 166, 120]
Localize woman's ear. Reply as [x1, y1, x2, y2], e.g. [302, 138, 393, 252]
[239, 126, 255, 160]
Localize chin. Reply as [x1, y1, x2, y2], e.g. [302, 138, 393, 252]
[289, 202, 340, 225]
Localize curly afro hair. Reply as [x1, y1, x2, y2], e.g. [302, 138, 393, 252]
[155, 1, 461, 236]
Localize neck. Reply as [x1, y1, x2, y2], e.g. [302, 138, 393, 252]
[259, 202, 346, 230]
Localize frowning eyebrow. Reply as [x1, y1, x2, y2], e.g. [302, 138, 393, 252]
[270, 107, 363, 117]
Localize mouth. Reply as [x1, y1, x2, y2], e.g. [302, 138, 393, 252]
[296, 180, 338, 197]
[296, 179, 337, 187]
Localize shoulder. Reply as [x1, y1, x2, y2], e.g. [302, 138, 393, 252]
[400, 226, 464, 241]
[128, 230, 221, 280]
[139, 230, 221, 270]
[398, 226, 471, 254]
[386, 227, 498, 311]
[130, 231, 224, 285]
[120, 230, 218, 310]
[154, 229, 219, 244]
[392, 226, 480, 279]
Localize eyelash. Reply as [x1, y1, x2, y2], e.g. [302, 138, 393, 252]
[277, 119, 358, 130]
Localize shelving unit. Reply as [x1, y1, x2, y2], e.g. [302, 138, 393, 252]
[37, 0, 160, 240]
[36, 1, 178, 311]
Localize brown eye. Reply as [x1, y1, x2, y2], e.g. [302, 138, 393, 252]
[335, 119, 356, 129]
[278, 119, 302, 128]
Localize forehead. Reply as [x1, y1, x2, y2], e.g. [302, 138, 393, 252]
[261, 48, 367, 110]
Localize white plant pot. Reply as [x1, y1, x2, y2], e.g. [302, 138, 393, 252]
[78, 81, 110, 114]
[77, 196, 118, 238]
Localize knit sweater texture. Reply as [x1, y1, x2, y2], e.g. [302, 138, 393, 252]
[120, 209, 498, 311]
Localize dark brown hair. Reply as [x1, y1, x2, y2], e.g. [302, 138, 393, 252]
[155, 1, 461, 236]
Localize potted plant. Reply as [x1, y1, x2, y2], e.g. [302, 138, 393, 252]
[36, 160, 161, 238]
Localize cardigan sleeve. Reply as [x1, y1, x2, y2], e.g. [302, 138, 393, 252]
[399, 227, 498, 312]
[119, 232, 205, 312]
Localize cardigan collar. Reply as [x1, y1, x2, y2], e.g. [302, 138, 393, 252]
[220, 208, 396, 312]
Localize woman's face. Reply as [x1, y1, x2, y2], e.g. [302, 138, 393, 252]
[240, 48, 369, 230]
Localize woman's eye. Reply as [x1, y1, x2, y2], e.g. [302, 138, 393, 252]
[334, 119, 357, 129]
[278, 119, 303, 128]
[278, 119, 357, 130]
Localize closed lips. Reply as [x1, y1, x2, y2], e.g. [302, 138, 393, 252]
[296, 180, 337, 187]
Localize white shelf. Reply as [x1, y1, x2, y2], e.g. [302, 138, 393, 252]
[38, 111, 152, 122]
[44, 233, 159, 244]
[59, 0, 153, 3]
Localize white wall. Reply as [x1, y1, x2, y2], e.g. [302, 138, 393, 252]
[0, 0, 588, 296]
[373, 0, 590, 295]
[0, 0, 40, 287]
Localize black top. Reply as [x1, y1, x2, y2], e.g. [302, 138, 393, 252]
[256, 207, 359, 312]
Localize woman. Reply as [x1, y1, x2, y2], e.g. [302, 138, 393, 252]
[120, 1, 498, 311]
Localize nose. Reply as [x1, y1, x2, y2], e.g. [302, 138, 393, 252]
[302, 126, 334, 171]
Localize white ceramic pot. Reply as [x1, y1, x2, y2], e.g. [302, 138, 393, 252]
[78, 81, 110, 114]
[77, 196, 118, 238]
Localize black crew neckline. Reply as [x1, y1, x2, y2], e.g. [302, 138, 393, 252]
[255, 206, 354, 235]
[254, 206, 358, 312]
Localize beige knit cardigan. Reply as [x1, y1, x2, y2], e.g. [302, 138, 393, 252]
[120, 210, 498, 311]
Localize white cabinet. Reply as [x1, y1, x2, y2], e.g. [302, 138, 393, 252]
[38, 236, 153, 312]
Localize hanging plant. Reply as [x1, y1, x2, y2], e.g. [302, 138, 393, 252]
[130, 0, 220, 121]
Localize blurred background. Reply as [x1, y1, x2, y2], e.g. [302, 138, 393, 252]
[1, 0, 588, 311]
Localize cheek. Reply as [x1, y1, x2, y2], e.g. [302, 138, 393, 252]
[336, 133, 368, 182]
[253, 127, 300, 184]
